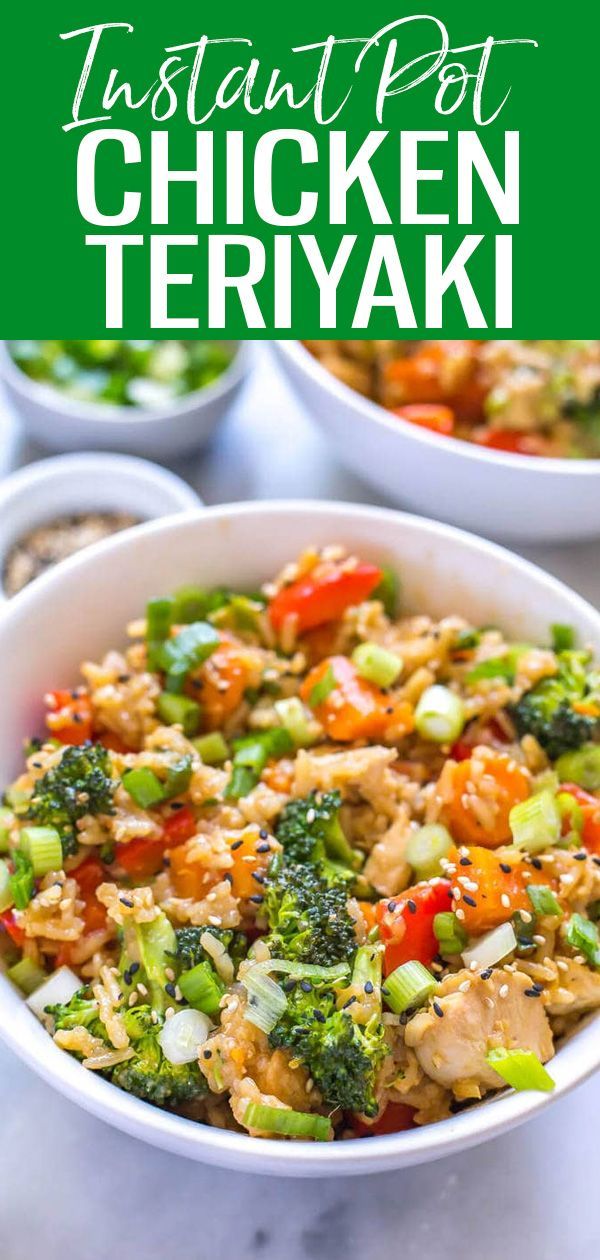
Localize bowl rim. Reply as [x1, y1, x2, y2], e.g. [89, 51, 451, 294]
[274, 340, 600, 475]
[1, 498, 599, 1174]
[0, 340, 250, 424]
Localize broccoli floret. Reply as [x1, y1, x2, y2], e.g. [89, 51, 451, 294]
[269, 945, 386, 1117]
[265, 858, 356, 967]
[119, 909, 178, 1015]
[28, 741, 115, 858]
[112, 1032, 206, 1106]
[511, 650, 600, 760]
[174, 926, 248, 973]
[276, 790, 362, 871]
[47, 986, 106, 1036]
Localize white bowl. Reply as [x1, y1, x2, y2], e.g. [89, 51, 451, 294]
[0, 341, 252, 458]
[272, 341, 600, 544]
[0, 501, 598, 1176]
[0, 452, 200, 604]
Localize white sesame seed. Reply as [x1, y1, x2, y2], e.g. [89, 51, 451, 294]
[136, 982, 148, 997]
[520, 910, 533, 924]
[164, 967, 175, 982]
[499, 984, 509, 998]
[533, 934, 546, 946]
[458, 980, 471, 993]
[556, 959, 569, 972]
[208, 915, 221, 926]
[483, 996, 494, 1009]
[469, 959, 479, 971]
[500, 893, 510, 908]
[455, 908, 466, 921]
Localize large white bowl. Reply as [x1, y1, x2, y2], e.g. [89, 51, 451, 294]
[0, 501, 598, 1176]
[272, 341, 600, 544]
[0, 341, 251, 458]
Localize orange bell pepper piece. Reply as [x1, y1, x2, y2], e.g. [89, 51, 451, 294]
[300, 655, 413, 743]
[45, 688, 93, 744]
[440, 750, 530, 848]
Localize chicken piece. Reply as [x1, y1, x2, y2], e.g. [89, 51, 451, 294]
[405, 969, 554, 1097]
[363, 811, 413, 896]
[545, 959, 600, 1017]
[199, 993, 316, 1111]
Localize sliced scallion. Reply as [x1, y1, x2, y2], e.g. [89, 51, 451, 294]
[372, 566, 399, 618]
[0, 859, 14, 912]
[274, 697, 318, 748]
[171, 586, 209, 624]
[551, 623, 575, 652]
[462, 921, 517, 970]
[352, 642, 402, 689]
[384, 960, 438, 1015]
[0, 807, 13, 854]
[193, 731, 230, 765]
[309, 665, 337, 708]
[9, 851, 35, 910]
[433, 911, 467, 956]
[243, 1102, 332, 1141]
[157, 692, 202, 737]
[414, 685, 465, 744]
[485, 1047, 555, 1092]
[122, 766, 165, 809]
[565, 913, 600, 968]
[19, 826, 63, 877]
[242, 968, 288, 1033]
[178, 961, 225, 1017]
[406, 823, 452, 879]
[555, 744, 600, 792]
[526, 885, 563, 919]
[7, 957, 46, 995]
[509, 789, 561, 853]
[157, 621, 220, 692]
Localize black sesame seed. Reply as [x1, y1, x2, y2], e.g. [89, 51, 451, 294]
[480, 968, 493, 980]
[463, 895, 477, 908]
[524, 987, 542, 998]
[342, 996, 357, 1009]
[169, 801, 185, 811]
[203, 1049, 212, 1059]
[459, 856, 472, 867]
[223, 872, 233, 884]
[252, 871, 266, 884]
[230, 839, 243, 851]
[248, 894, 264, 904]
[388, 900, 397, 912]
[259, 829, 269, 840]
[593, 858, 600, 868]
[129, 962, 140, 975]
[433, 1001, 444, 1018]
[499, 863, 512, 874]
[282, 979, 297, 993]
[117, 674, 130, 683]
[407, 899, 417, 914]
[120, 896, 134, 908]
[313, 1009, 326, 1023]
[531, 857, 543, 870]
[574, 852, 587, 861]
[165, 982, 177, 998]
[364, 980, 374, 994]
[300, 980, 312, 993]
[123, 971, 131, 986]
[256, 842, 271, 854]
[385, 707, 394, 715]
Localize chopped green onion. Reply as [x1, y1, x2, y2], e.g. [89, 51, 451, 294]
[9, 851, 35, 910]
[122, 767, 165, 809]
[274, 697, 318, 748]
[243, 1102, 332, 1141]
[0, 807, 13, 854]
[526, 885, 563, 919]
[0, 859, 14, 912]
[171, 586, 208, 624]
[193, 732, 230, 765]
[158, 1009, 212, 1063]
[462, 921, 517, 970]
[242, 968, 288, 1033]
[157, 621, 220, 692]
[157, 692, 202, 736]
[4, 787, 30, 816]
[485, 1047, 555, 1092]
[406, 823, 453, 879]
[555, 744, 600, 792]
[146, 597, 174, 670]
[225, 728, 293, 800]
[352, 642, 402, 688]
[384, 960, 438, 1015]
[565, 912, 600, 967]
[178, 961, 225, 1016]
[248, 958, 350, 984]
[161, 756, 193, 801]
[19, 826, 63, 876]
[372, 566, 399, 618]
[551, 623, 575, 652]
[556, 791, 584, 835]
[414, 685, 465, 744]
[509, 789, 561, 853]
[433, 911, 468, 955]
[7, 957, 46, 994]
[466, 656, 516, 684]
[454, 628, 481, 651]
[309, 665, 337, 708]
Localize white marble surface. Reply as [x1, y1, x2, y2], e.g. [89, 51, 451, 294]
[1, 343, 599, 1257]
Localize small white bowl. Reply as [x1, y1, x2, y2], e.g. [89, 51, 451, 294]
[0, 341, 252, 459]
[272, 341, 600, 544]
[0, 452, 200, 603]
[0, 501, 598, 1175]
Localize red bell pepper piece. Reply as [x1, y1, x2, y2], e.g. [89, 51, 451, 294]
[0, 909, 25, 947]
[353, 1102, 416, 1137]
[376, 880, 453, 975]
[393, 404, 455, 436]
[269, 561, 383, 634]
[45, 688, 93, 744]
[114, 805, 198, 879]
[560, 782, 600, 854]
